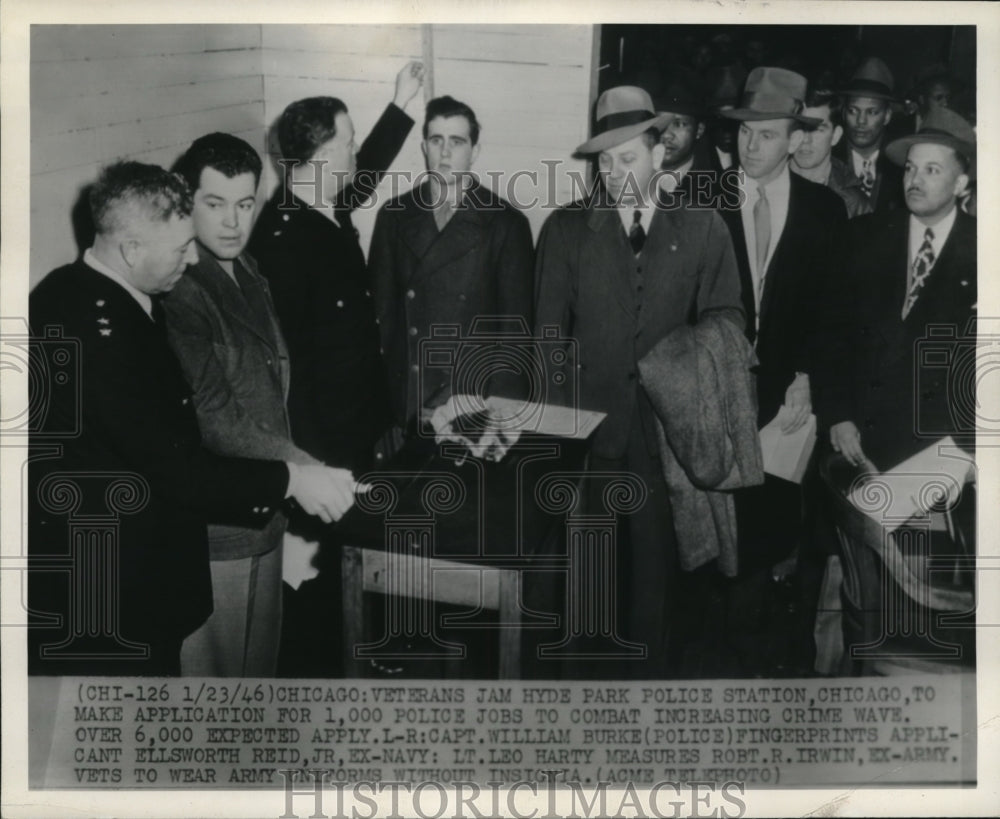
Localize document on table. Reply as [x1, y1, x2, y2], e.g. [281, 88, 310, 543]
[486, 395, 606, 440]
[847, 436, 974, 531]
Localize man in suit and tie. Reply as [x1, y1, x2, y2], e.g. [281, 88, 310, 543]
[833, 57, 905, 215]
[818, 108, 976, 472]
[248, 62, 425, 474]
[535, 86, 744, 678]
[717, 67, 847, 673]
[369, 95, 534, 436]
[163, 134, 329, 676]
[28, 162, 361, 676]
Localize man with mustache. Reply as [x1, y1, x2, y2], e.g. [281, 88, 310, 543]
[817, 108, 976, 472]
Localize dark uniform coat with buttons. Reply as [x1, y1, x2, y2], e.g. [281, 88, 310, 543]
[28, 261, 289, 669]
[815, 209, 977, 471]
[535, 194, 744, 461]
[163, 245, 319, 561]
[248, 104, 414, 472]
[369, 182, 535, 428]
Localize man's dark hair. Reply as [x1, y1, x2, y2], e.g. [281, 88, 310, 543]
[89, 161, 192, 235]
[277, 97, 349, 163]
[805, 88, 843, 128]
[423, 96, 481, 145]
[172, 132, 263, 191]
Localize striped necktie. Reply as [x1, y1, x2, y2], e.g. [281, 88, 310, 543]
[902, 227, 935, 319]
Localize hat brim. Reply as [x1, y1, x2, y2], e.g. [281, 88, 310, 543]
[885, 133, 977, 177]
[575, 113, 670, 155]
[719, 108, 822, 127]
[839, 87, 898, 103]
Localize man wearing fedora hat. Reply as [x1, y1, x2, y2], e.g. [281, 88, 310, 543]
[654, 78, 740, 209]
[716, 66, 847, 671]
[833, 56, 905, 214]
[817, 107, 976, 473]
[535, 85, 743, 678]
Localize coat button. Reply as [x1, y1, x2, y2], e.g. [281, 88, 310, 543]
[458, 294, 466, 302]
[336, 300, 344, 308]
[253, 506, 260, 513]
[181, 398, 190, 405]
[365, 289, 372, 297]
[282, 214, 290, 222]
[409, 327, 418, 336]
[406, 289, 416, 300]
[261, 506, 270, 514]
[411, 364, 419, 373]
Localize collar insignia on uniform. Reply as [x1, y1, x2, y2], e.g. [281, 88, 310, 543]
[96, 299, 106, 307]
[97, 317, 109, 324]
[99, 328, 112, 337]
[670, 241, 679, 252]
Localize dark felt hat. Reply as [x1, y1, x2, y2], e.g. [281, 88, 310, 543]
[719, 66, 821, 126]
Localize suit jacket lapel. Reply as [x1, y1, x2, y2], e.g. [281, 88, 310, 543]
[719, 205, 756, 340]
[188, 247, 279, 354]
[873, 216, 911, 357]
[637, 205, 684, 329]
[587, 203, 639, 319]
[902, 210, 971, 327]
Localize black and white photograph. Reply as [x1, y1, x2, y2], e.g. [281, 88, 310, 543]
[1, 1, 998, 817]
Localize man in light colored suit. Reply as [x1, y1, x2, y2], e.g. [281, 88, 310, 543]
[164, 134, 339, 676]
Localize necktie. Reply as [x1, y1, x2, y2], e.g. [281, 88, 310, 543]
[629, 208, 646, 255]
[902, 228, 935, 319]
[860, 157, 875, 197]
[753, 184, 771, 305]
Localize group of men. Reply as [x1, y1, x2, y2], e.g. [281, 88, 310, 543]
[28, 51, 976, 678]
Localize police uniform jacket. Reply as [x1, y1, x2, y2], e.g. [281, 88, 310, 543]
[248, 103, 414, 471]
[28, 261, 289, 650]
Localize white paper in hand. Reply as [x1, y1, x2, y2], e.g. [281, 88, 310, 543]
[758, 411, 817, 484]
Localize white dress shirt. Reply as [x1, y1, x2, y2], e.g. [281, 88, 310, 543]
[738, 163, 792, 317]
[849, 147, 880, 179]
[83, 248, 153, 318]
[907, 206, 958, 290]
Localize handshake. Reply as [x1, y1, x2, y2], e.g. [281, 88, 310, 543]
[285, 462, 370, 524]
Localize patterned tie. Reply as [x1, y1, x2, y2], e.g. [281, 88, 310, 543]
[859, 157, 875, 198]
[753, 184, 771, 305]
[902, 227, 935, 319]
[629, 208, 646, 255]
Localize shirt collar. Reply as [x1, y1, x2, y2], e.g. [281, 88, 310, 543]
[741, 162, 791, 204]
[83, 248, 153, 318]
[910, 205, 958, 251]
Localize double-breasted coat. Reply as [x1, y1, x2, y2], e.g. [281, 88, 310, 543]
[369, 182, 535, 428]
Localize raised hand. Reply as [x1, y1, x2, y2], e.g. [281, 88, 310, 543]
[393, 61, 426, 109]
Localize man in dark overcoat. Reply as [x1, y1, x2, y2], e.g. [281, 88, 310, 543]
[248, 62, 425, 472]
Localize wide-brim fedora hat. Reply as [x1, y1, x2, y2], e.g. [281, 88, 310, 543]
[719, 66, 821, 126]
[840, 56, 897, 102]
[885, 107, 976, 177]
[576, 86, 670, 154]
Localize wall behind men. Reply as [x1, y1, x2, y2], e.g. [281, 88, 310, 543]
[29, 25, 266, 289]
[29, 24, 595, 288]
[259, 24, 595, 258]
